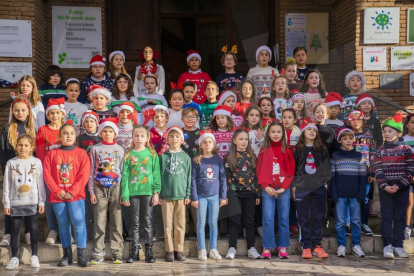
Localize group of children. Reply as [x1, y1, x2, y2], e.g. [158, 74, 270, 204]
[1, 44, 414, 270]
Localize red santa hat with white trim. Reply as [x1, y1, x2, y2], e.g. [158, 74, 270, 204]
[300, 121, 318, 133]
[217, 91, 237, 106]
[325, 92, 344, 108]
[187, 50, 201, 63]
[46, 97, 66, 115]
[88, 84, 112, 104]
[213, 105, 233, 117]
[336, 127, 355, 142]
[81, 110, 99, 127]
[198, 131, 216, 145]
[354, 93, 375, 109]
[117, 102, 138, 125]
[90, 55, 106, 66]
[98, 117, 119, 137]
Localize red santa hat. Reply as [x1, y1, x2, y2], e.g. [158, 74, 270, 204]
[187, 50, 201, 63]
[117, 102, 138, 125]
[290, 92, 306, 106]
[46, 97, 66, 115]
[217, 91, 237, 106]
[109, 50, 125, 62]
[88, 84, 112, 103]
[336, 127, 355, 142]
[198, 131, 216, 145]
[90, 55, 106, 66]
[354, 93, 375, 108]
[300, 121, 318, 133]
[167, 126, 184, 141]
[325, 92, 344, 108]
[81, 110, 99, 127]
[98, 117, 119, 137]
[349, 110, 365, 121]
[213, 105, 233, 118]
[256, 45, 272, 62]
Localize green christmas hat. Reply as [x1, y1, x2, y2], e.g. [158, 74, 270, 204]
[383, 112, 403, 132]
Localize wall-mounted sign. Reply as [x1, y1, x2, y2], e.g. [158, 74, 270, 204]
[391, 46, 414, 70]
[410, 73, 414, 96]
[408, 9, 414, 43]
[52, 6, 102, 68]
[380, 74, 404, 89]
[0, 62, 32, 87]
[363, 47, 387, 71]
[364, 8, 400, 44]
[0, 20, 32, 57]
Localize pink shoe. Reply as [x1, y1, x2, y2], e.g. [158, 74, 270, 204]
[278, 247, 289, 259]
[261, 248, 271, 259]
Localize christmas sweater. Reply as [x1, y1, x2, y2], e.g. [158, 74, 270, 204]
[287, 82, 301, 91]
[167, 109, 185, 129]
[234, 102, 252, 118]
[297, 67, 309, 82]
[304, 90, 325, 120]
[137, 92, 168, 112]
[403, 135, 414, 152]
[215, 72, 244, 94]
[339, 93, 378, 121]
[88, 141, 124, 193]
[256, 141, 295, 190]
[44, 146, 91, 203]
[159, 149, 192, 200]
[353, 131, 376, 173]
[248, 129, 264, 156]
[224, 151, 260, 197]
[1, 120, 27, 174]
[78, 132, 102, 153]
[38, 83, 67, 110]
[246, 66, 279, 101]
[79, 75, 114, 104]
[109, 95, 141, 113]
[133, 64, 166, 96]
[191, 155, 227, 201]
[92, 108, 117, 123]
[273, 98, 290, 120]
[199, 100, 218, 129]
[317, 124, 338, 156]
[120, 148, 161, 201]
[373, 139, 414, 190]
[115, 122, 133, 151]
[35, 125, 61, 163]
[149, 127, 169, 155]
[297, 116, 312, 130]
[262, 117, 278, 129]
[177, 70, 212, 104]
[213, 129, 234, 161]
[232, 114, 244, 128]
[330, 147, 366, 201]
[182, 128, 200, 157]
[183, 101, 201, 118]
[2, 156, 46, 208]
[64, 101, 88, 134]
[286, 125, 301, 147]
[364, 117, 383, 148]
[292, 146, 331, 197]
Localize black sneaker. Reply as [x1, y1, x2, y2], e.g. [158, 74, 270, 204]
[345, 225, 351, 236]
[361, 224, 373, 236]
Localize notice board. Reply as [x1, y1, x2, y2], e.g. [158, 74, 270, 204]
[285, 12, 329, 64]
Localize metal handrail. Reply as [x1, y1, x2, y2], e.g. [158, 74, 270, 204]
[0, 98, 12, 107]
[367, 93, 411, 114]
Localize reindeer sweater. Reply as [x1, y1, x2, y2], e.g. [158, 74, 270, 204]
[2, 156, 46, 208]
[88, 141, 124, 194]
[43, 146, 91, 203]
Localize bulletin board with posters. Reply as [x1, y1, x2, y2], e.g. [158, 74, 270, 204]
[285, 12, 329, 65]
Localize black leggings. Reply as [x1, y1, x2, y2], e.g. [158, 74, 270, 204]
[11, 215, 39, 258]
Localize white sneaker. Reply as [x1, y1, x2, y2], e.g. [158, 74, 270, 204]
[394, 247, 409, 258]
[25, 233, 31, 244]
[5, 257, 19, 270]
[226, 247, 236, 259]
[31, 255, 40, 268]
[0, 234, 11, 247]
[352, 245, 365, 258]
[248, 247, 262, 259]
[209, 249, 222, 260]
[257, 227, 263, 238]
[404, 227, 411, 240]
[337, 245, 346, 257]
[198, 249, 207, 261]
[45, 230, 58, 244]
[383, 244, 394, 259]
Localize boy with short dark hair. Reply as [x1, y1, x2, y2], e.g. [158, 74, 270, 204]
[182, 81, 201, 117]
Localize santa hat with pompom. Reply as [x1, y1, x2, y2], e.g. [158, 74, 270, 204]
[354, 93, 375, 109]
[325, 92, 344, 108]
[117, 102, 138, 125]
[336, 127, 355, 142]
[98, 117, 119, 137]
[46, 97, 66, 115]
[90, 55, 106, 66]
[217, 91, 237, 106]
[187, 50, 201, 63]
[300, 121, 318, 133]
[213, 105, 233, 118]
[87, 84, 112, 104]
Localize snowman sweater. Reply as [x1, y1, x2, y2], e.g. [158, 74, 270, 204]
[292, 146, 331, 196]
[256, 141, 295, 190]
[190, 155, 227, 201]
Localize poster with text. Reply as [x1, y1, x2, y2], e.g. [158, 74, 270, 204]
[0, 20, 32, 57]
[363, 47, 387, 71]
[391, 46, 414, 70]
[364, 8, 400, 44]
[52, 6, 102, 68]
[286, 13, 306, 29]
[408, 9, 414, 43]
[286, 29, 306, 58]
[0, 63, 32, 87]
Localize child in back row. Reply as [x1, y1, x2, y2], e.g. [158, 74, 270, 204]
[216, 49, 244, 94]
[200, 81, 219, 129]
[182, 81, 201, 116]
[299, 69, 327, 120]
[285, 57, 300, 91]
[64, 78, 88, 134]
[293, 46, 309, 82]
[38, 65, 67, 112]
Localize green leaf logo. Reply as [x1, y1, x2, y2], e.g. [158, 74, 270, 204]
[58, 53, 67, 64]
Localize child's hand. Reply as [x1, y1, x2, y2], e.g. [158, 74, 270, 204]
[184, 199, 191, 205]
[219, 199, 227, 207]
[38, 206, 45, 214]
[256, 198, 261, 205]
[274, 188, 286, 198]
[191, 201, 199, 209]
[384, 186, 397, 194]
[90, 194, 97, 204]
[58, 190, 67, 200]
[392, 185, 400, 191]
[152, 193, 160, 206]
[256, 129, 264, 139]
[64, 192, 74, 200]
[123, 201, 131, 207]
[265, 187, 275, 196]
[159, 199, 163, 205]
[292, 187, 296, 201]
[4, 208, 10, 215]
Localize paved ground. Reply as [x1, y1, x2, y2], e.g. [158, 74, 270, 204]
[1, 255, 414, 276]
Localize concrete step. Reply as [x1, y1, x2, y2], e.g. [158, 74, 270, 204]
[1, 235, 413, 265]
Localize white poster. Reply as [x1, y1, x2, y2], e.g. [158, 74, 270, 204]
[410, 73, 414, 96]
[0, 20, 32, 57]
[364, 8, 400, 44]
[52, 6, 102, 68]
[286, 13, 306, 29]
[363, 47, 387, 71]
[286, 29, 306, 58]
[391, 46, 414, 70]
[0, 62, 32, 87]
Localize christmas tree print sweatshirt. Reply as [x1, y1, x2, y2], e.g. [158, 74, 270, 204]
[120, 148, 161, 201]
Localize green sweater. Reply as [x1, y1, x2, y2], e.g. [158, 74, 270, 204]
[121, 148, 161, 201]
[159, 149, 192, 200]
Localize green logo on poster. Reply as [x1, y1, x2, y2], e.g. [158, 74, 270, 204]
[58, 53, 67, 64]
[371, 10, 393, 30]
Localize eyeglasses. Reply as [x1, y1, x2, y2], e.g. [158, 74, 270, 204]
[117, 81, 129, 84]
[183, 116, 197, 120]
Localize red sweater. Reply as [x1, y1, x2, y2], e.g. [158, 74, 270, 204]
[149, 127, 169, 155]
[35, 125, 61, 163]
[43, 146, 91, 203]
[177, 71, 212, 104]
[234, 102, 252, 118]
[256, 141, 295, 190]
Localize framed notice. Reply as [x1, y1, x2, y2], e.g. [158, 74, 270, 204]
[364, 8, 400, 44]
[52, 6, 102, 68]
[391, 46, 414, 70]
[408, 9, 414, 43]
[0, 62, 32, 87]
[363, 47, 387, 71]
[0, 20, 32, 57]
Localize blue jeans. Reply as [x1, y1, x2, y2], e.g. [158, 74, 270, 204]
[345, 182, 370, 226]
[335, 197, 361, 247]
[52, 199, 87, 248]
[45, 185, 58, 231]
[196, 195, 219, 250]
[262, 188, 290, 249]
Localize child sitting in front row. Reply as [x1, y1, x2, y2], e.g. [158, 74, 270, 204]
[38, 65, 67, 111]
